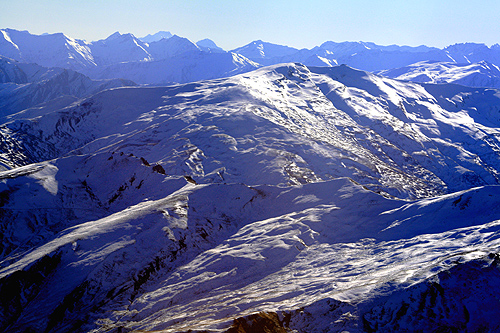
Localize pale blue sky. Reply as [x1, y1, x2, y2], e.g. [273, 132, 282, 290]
[1, 0, 499, 50]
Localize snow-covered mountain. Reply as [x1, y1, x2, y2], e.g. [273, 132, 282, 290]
[196, 38, 224, 53]
[0, 28, 96, 71]
[2, 63, 500, 331]
[93, 51, 260, 85]
[88, 32, 152, 66]
[0, 29, 261, 86]
[139, 31, 173, 43]
[231, 40, 301, 65]
[321, 41, 439, 54]
[445, 42, 500, 64]
[379, 60, 500, 89]
[0, 56, 136, 118]
[147, 35, 201, 60]
[4, 28, 500, 87]
[332, 47, 452, 72]
[8, 63, 500, 195]
[231, 40, 500, 73]
[231, 41, 341, 68]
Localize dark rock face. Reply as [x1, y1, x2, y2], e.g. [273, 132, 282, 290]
[0, 252, 61, 331]
[152, 164, 166, 175]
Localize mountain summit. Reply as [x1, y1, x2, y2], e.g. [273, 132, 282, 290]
[139, 30, 173, 43]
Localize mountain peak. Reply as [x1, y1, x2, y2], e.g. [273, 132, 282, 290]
[232, 40, 299, 62]
[444, 42, 490, 51]
[147, 34, 196, 47]
[146, 34, 200, 60]
[2, 28, 30, 35]
[105, 31, 123, 40]
[103, 31, 138, 42]
[196, 38, 224, 52]
[140, 31, 173, 43]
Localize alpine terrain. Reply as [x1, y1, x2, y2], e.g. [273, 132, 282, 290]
[1, 29, 500, 332]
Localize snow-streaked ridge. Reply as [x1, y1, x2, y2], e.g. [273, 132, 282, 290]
[379, 60, 500, 89]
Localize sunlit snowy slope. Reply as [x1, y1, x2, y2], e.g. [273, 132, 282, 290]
[1, 63, 500, 332]
[379, 60, 500, 89]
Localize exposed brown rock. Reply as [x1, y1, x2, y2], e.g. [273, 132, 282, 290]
[225, 312, 288, 333]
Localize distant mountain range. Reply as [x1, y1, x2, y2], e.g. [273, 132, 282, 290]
[3, 28, 500, 87]
[0, 29, 246, 85]
[233, 40, 500, 72]
[378, 60, 500, 88]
